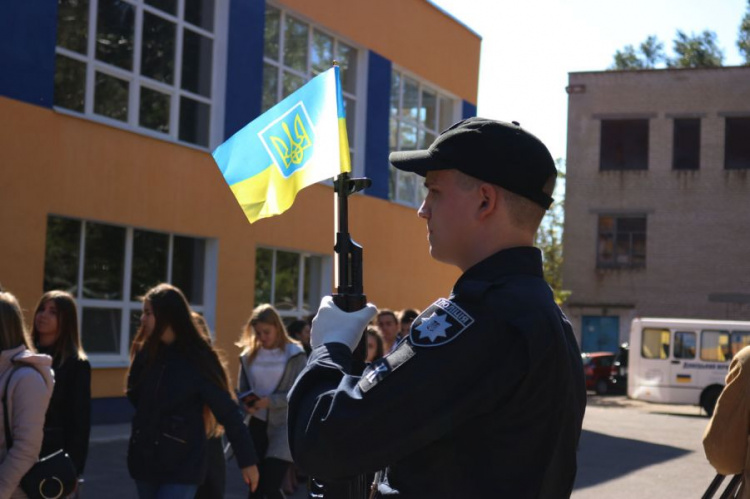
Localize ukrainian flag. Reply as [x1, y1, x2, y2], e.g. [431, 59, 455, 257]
[212, 66, 351, 223]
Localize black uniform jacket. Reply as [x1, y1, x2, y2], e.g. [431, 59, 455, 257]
[288, 247, 587, 498]
[127, 344, 258, 484]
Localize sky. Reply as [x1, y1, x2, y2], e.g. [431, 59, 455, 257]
[430, 0, 748, 162]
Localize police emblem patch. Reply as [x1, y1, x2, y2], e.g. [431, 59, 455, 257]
[409, 298, 474, 347]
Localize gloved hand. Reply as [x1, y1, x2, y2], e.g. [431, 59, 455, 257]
[310, 296, 378, 352]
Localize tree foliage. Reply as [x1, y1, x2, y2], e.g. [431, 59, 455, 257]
[739, 0, 750, 64]
[535, 159, 570, 305]
[669, 30, 724, 68]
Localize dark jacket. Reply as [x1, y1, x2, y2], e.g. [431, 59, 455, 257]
[37, 347, 91, 476]
[288, 247, 587, 498]
[127, 344, 258, 484]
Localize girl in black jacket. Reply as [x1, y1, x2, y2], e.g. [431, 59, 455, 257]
[32, 290, 91, 492]
[127, 283, 259, 498]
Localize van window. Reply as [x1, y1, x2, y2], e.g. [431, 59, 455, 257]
[731, 331, 750, 357]
[642, 328, 670, 359]
[674, 331, 696, 359]
[701, 330, 730, 362]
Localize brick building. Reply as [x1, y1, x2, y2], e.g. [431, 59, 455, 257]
[562, 66, 750, 352]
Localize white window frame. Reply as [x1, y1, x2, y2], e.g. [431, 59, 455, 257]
[389, 67, 460, 207]
[255, 246, 332, 322]
[262, 2, 367, 177]
[53, 0, 229, 150]
[46, 216, 217, 367]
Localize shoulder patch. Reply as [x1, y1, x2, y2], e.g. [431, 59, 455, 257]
[358, 341, 415, 393]
[409, 298, 475, 347]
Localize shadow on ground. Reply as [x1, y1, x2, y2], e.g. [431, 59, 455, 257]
[573, 430, 691, 491]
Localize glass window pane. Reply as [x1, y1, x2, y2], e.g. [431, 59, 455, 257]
[402, 78, 419, 121]
[597, 234, 614, 265]
[419, 130, 436, 149]
[171, 236, 205, 305]
[81, 307, 121, 353]
[139, 86, 171, 133]
[311, 30, 333, 75]
[43, 216, 82, 293]
[674, 331, 696, 359]
[178, 96, 210, 147]
[390, 71, 400, 118]
[54, 55, 86, 112]
[397, 171, 417, 205]
[421, 90, 436, 130]
[263, 6, 280, 61]
[731, 331, 750, 357]
[399, 122, 417, 151]
[255, 248, 272, 305]
[274, 251, 299, 311]
[344, 97, 355, 145]
[283, 16, 308, 73]
[337, 42, 357, 95]
[141, 12, 175, 84]
[282, 71, 304, 98]
[439, 96, 454, 131]
[615, 233, 631, 265]
[389, 165, 397, 201]
[598, 216, 615, 232]
[145, 0, 176, 15]
[185, 0, 214, 32]
[95, 0, 135, 70]
[57, 0, 89, 54]
[641, 328, 669, 359]
[302, 255, 321, 312]
[94, 71, 129, 121]
[129, 308, 141, 348]
[83, 222, 125, 300]
[181, 29, 213, 97]
[701, 330, 730, 362]
[389, 118, 398, 151]
[131, 229, 169, 300]
[261, 63, 279, 112]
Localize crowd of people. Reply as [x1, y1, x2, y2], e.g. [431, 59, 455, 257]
[0, 281, 419, 499]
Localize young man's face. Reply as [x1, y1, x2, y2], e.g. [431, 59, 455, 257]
[418, 169, 479, 267]
[377, 314, 399, 342]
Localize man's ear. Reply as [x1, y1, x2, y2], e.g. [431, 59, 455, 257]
[477, 183, 499, 221]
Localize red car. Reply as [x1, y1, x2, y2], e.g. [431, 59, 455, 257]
[581, 352, 616, 395]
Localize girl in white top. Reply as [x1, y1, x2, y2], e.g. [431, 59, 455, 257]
[237, 304, 306, 499]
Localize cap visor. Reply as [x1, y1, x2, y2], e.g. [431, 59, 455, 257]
[388, 149, 439, 176]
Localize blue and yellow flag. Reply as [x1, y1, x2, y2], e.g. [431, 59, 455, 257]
[212, 66, 351, 223]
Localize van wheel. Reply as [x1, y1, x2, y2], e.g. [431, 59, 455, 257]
[595, 379, 609, 396]
[701, 386, 723, 417]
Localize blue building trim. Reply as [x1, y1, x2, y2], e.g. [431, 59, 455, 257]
[91, 397, 135, 425]
[223, 0, 265, 140]
[0, 0, 57, 108]
[364, 50, 392, 200]
[462, 100, 477, 119]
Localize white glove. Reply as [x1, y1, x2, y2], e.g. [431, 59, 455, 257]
[310, 296, 378, 351]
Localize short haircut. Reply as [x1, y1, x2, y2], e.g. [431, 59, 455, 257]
[377, 309, 398, 323]
[501, 173, 556, 233]
[399, 309, 419, 324]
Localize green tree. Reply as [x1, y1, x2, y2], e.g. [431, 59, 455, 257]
[611, 45, 645, 70]
[669, 30, 724, 68]
[739, 0, 750, 64]
[535, 159, 570, 305]
[610, 35, 665, 70]
[640, 35, 666, 67]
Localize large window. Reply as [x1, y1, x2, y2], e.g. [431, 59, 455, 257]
[54, 0, 219, 147]
[673, 118, 700, 170]
[597, 215, 646, 269]
[43, 215, 213, 364]
[262, 5, 359, 165]
[389, 69, 457, 207]
[725, 118, 750, 170]
[641, 328, 669, 359]
[255, 247, 330, 323]
[700, 330, 730, 362]
[600, 119, 649, 171]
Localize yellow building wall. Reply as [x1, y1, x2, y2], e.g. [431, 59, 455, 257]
[0, 97, 461, 398]
[276, 0, 481, 103]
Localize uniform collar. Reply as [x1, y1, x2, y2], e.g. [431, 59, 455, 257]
[451, 246, 544, 299]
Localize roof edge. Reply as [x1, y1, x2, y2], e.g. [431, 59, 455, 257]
[570, 64, 750, 77]
[425, 0, 482, 40]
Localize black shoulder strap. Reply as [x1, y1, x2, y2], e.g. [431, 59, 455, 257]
[2, 365, 24, 449]
[239, 355, 250, 389]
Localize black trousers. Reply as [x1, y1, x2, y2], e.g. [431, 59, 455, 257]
[195, 436, 226, 499]
[248, 417, 290, 499]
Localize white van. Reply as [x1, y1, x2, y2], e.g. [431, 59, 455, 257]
[628, 317, 750, 415]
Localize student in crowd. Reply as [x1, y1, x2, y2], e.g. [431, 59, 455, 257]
[376, 309, 400, 353]
[191, 312, 227, 499]
[127, 283, 259, 499]
[237, 305, 307, 499]
[32, 290, 91, 490]
[365, 328, 384, 365]
[0, 290, 54, 498]
[398, 309, 420, 340]
[286, 320, 311, 357]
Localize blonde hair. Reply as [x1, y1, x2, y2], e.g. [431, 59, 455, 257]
[31, 290, 87, 364]
[236, 304, 298, 361]
[0, 291, 32, 351]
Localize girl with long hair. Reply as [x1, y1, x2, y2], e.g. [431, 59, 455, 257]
[0, 290, 54, 498]
[31, 290, 91, 487]
[237, 304, 306, 499]
[127, 283, 259, 498]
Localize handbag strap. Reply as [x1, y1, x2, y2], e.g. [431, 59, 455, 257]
[2, 365, 24, 450]
[239, 355, 251, 390]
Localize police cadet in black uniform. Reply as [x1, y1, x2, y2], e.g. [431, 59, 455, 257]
[288, 117, 587, 498]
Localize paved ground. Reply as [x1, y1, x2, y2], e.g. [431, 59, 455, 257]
[85, 394, 724, 498]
